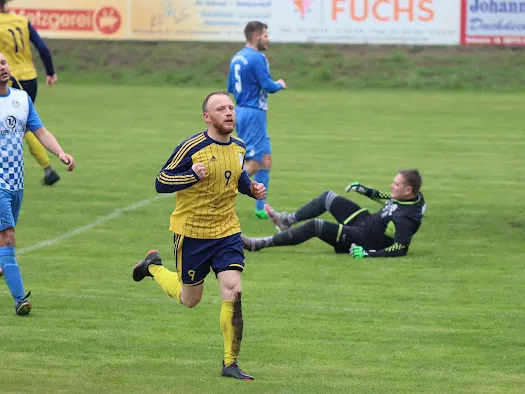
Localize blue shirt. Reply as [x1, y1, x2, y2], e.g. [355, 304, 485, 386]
[227, 47, 282, 111]
[0, 88, 44, 191]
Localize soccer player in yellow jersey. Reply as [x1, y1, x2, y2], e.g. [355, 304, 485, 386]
[0, 0, 61, 186]
[132, 91, 266, 380]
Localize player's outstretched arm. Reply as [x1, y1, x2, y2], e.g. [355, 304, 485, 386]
[32, 127, 74, 171]
[28, 22, 57, 85]
[26, 98, 73, 170]
[345, 182, 391, 203]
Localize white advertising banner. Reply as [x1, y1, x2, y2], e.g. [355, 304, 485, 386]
[461, 0, 525, 45]
[7, 0, 462, 45]
[270, 0, 461, 45]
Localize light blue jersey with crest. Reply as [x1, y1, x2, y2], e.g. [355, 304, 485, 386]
[227, 47, 283, 111]
[0, 88, 44, 191]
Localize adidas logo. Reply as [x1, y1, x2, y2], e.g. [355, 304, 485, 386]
[210, 156, 217, 162]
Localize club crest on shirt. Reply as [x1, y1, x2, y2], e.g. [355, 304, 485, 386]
[12, 100, 19, 108]
[5, 115, 17, 130]
[0, 115, 22, 135]
[381, 200, 398, 218]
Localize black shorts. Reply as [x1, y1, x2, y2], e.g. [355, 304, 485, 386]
[9, 77, 38, 103]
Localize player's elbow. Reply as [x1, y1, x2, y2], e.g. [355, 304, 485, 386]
[38, 45, 51, 56]
[263, 84, 279, 94]
[155, 178, 171, 193]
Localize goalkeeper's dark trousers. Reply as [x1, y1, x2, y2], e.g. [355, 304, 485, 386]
[295, 190, 364, 224]
[272, 219, 370, 254]
[273, 218, 340, 248]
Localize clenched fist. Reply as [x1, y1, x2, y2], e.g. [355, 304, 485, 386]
[192, 162, 206, 179]
[250, 181, 266, 200]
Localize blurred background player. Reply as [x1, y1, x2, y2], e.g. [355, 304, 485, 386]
[227, 21, 286, 219]
[132, 92, 266, 380]
[0, 53, 74, 314]
[0, 0, 61, 186]
[242, 170, 426, 258]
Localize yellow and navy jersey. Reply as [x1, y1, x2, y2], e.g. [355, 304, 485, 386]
[0, 13, 36, 80]
[156, 131, 254, 239]
[8, 75, 22, 90]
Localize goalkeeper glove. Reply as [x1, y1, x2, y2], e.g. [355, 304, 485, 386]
[350, 243, 368, 258]
[345, 182, 369, 195]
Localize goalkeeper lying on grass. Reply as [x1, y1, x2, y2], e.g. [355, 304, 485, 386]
[241, 169, 426, 258]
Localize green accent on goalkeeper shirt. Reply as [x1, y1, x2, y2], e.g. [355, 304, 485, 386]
[384, 242, 406, 252]
[384, 221, 396, 238]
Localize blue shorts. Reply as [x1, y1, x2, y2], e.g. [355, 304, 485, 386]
[0, 188, 23, 231]
[235, 106, 271, 163]
[173, 233, 245, 286]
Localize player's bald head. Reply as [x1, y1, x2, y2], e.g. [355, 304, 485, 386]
[202, 91, 232, 113]
[0, 52, 11, 84]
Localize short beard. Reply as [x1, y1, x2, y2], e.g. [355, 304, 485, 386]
[256, 40, 266, 51]
[213, 119, 235, 135]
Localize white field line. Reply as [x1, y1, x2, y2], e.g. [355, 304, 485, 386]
[18, 194, 171, 256]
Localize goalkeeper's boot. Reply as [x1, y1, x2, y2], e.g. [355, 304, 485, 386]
[264, 204, 293, 232]
[133, 250, 162, 282]
[42, 168, 60, 186]
[254, 209, 268, 219]
[221, 361, 254, 381]
[241, 235, 260, 252]
[15, 291, 32, 316]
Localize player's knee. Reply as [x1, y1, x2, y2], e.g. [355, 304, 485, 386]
[231, 289, 242, 301]
[181, 296, 202, 308]
[180, 289, 203, 308]
[322, 191, 338, 210]
[312, 219, 325, 237]
[222, 284, 242, 301]
[302, 219, 318, 234]
[262, 155, 272, 169]
[184, 299, 200, 308]
[0, 228, 16, 247]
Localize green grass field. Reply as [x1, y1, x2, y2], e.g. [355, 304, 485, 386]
[1, 84, 524, 393]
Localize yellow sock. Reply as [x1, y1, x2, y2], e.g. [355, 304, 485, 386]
[25, 132, 51, 169]
[220, 300, 243, 366]
[148, 265, 181, 302]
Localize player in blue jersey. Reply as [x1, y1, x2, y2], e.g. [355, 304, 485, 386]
[227, 21, 286, 219]
[0, 53, 74, 315]
[1, 0, 62, 186]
